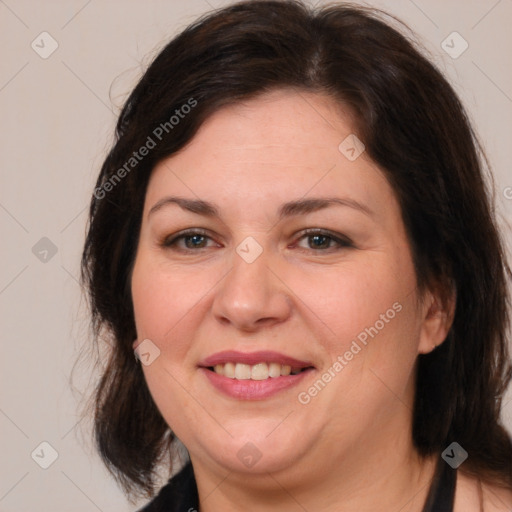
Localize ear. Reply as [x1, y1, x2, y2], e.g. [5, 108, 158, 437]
[417, 285, 456, 355]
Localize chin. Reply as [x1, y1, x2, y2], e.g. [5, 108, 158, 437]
[193, 425, 311, 476]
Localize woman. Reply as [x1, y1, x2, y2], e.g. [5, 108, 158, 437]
[81, 1, 512, 510]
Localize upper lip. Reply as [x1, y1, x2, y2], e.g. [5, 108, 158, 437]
[199, 350, 314, 368]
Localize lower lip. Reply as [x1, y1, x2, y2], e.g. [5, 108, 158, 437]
[200, 367, 314, 400]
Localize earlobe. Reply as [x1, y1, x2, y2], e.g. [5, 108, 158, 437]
[417, 289, 456, 355]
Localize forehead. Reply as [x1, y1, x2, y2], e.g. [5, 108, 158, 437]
[144, 89, 394, 218]
[176, 89, 357, 164]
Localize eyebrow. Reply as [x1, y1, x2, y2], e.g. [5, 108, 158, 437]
[148, 196, 219, 218]
[278, 197, 373, 219]
[148, 196, 373, 219]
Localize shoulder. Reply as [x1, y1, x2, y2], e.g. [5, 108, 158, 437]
[454, 471, 512, 512]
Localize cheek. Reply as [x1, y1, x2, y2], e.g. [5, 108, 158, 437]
[131, 254, 221, 365]
[288, 254, 420, 378]
[130, 256, 213, 428]
[288, 263, 421, 436]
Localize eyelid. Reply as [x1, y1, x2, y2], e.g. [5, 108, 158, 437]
[292, 228, 354, 250]
[161, 228, 220, 248]
[159, 227, 353, 252]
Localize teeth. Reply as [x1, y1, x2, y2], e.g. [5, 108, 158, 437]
[251, 363, 269, 381]
[223, 362, 235, 378]
[268, 362, 281, 378]
[212, 362, 304, 380]
[234, 363, 251, 380]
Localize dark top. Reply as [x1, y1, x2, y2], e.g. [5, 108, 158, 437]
[423, 456, 457, 512]
[138, 462, 198, 512]
[138, 456, 456, 512]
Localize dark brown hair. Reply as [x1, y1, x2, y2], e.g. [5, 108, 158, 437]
[81, 0, 512, 498]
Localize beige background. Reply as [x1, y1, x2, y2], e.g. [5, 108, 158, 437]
[1, 0, 511, 510]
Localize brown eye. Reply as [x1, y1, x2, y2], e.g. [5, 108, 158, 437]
[295, 229, 353, 251]
[183, 234, 208, 249]
[162, 229, 219, 251]
[307, 234, 331, 249]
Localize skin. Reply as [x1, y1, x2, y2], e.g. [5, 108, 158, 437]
[130, 89, 503, 511]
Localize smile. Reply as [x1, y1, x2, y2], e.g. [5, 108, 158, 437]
[210, 362, 308, 380]
[198, 350, 315, 399]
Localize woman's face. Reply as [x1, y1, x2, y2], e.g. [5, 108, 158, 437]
[131, 89, 446, 483]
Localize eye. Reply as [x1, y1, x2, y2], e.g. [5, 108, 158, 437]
[294, 229, 353, 251]
[161, 229, 219, 251]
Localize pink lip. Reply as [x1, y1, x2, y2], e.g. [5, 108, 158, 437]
[198, 350, 313, 369]
[199, 367, 314, 400]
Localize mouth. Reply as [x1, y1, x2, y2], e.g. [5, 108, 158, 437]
[198, 350, 315, 399]
[206, 362, 313, 380]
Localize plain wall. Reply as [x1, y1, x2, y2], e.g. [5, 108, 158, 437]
[1, 0, 511, 510]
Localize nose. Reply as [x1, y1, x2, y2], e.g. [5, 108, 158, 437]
[211, 246, 292, 332]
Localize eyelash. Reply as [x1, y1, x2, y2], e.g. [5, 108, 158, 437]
[161, 228, 353, 253]
[293, 229, 353, 251]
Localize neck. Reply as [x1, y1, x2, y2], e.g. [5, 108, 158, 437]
[192, 432, 437, 512]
